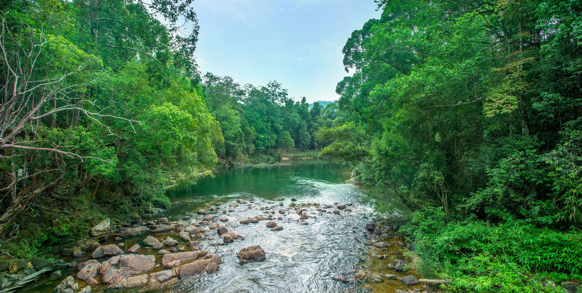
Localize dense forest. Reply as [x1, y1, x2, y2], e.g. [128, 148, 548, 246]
[0, 0, 333, 258]
[1, 0, 581, 291]
[318, 0, 582, 291]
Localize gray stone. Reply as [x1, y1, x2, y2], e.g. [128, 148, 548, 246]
[30, 257, 52, 270]
[91, 244, 123, 258]
[400, 275, 419, 285]
[237, 245, 266, 264]
[91, 218, 110, 237]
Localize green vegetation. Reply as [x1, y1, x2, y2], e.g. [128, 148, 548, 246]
[318, 0, 582, 291]
[0, 0, 335, 257]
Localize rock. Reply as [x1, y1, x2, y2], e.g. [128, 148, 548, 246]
[223, 235, 234, 243]
[237, 245, 266, 264]
[179, 231, 191, 241]
[8, 259, 25, 274]
[370, 273, 383, 282]
[158, 249, 170, 255]
[30, 257, 52, 270]
[230, 203, 239, 208]
[163, 237, 178, 247]
[0, 260, 8, 272]
[337, 205, 346, 210]
[92, 244, 123, 259]
[177, 255, 222, 279]
[400, 275, 419, 285]
[86, 276, 98, 285]
[204, 215, 215, 221]
[54, 276, 76, 293]
[373, 242, 388, 248]
[395, 259, 406, 272]
[217, 226, 228, 235]
[365, 222, 375, 232]
[395, 290, 408, 293]
[91, 218, 110, 237]
[237, 199, 246, 204]
[161, 251, 208, 269]
[277, 217, 283, 220]
[49, 270, 62, 281]
[354, 270, 366, 279]
[300, 221, 308, 225]
[271, 226, 283, 231]
[300, 214, 308, 220]
[101, 254, 155, 285]
[151, 224, 174, 233]
[110, 274, 149, 289]
[249, 217, 259, 223]
[563, 282, 581, 293]
[291, 198, 297, 202]
[143, 236, 162, 247]
[240, 219, 250, 224]
[150, 270, 177, 283]
[333, 210, 340, 214]
[266, 221, 277, 228]
[220, 218, 228, 222]
[73, 247, 83, 258]
[385, 274, 398, 280]
[122, 226, 149, 237]
[77, 260, 101, 281]
[279, 209, 285, 214]
[158, 217, 169, 225]
[128, 244, 140, 254]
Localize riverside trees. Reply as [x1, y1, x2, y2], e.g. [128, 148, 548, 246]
[321, 0, 582, 290]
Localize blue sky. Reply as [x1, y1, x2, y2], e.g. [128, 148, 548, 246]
[191, 0, 381, 103]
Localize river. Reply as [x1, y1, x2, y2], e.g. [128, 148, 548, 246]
[29, 163, 423, 293]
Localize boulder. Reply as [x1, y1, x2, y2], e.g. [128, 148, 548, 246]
[300, 214, 308, 220]
[217, 226, 228, 235]
[185, 225, 202, 235]
[30, 256, 52, 270]
[237, 245, 266, 264]
[271, 226, 283, 231]
[54, 276, 76, 293]
[122, 226, 149, 237]
[92, 244, 123, 259]
[203, 215, 215, 221]
[101, 254, 155, 284]
[240, 219, 251, 225]
[385, 274, 398, 280]
[179, 231, 191, 241]
[158, 249, 170, 255]
[73, 247, 83, 258]
[163, 237, 178, 247]
[158, 217, 169, 225]
[177, 255, 222, 279]
[143, 236, 162, 247]
[563, 282, 581, 293]
[151, 224, 174, 233]
[266, 221, 277, 228]
[223, 235, 234, 243]
[128, 244, 140, 254]
[249, 217, 259, 223]
[161, 251, 208, 269]
[337, 205, 346, 210]
[77, 260, 101, 281]
[365, 222, 375, 232]
[400, 275, 419, 286]
[373, 242, 388, 249]
[279, 209, 285, 214]
[109, 274, 148, 289]
[86, 277, 98, 285]
[220, 218, 228, 222]
[91, 218, 110, 237]
[230, 203, 239, 208]
[354, 270, 366, 279]
[333, 210, 340, 214]
[150, 270, 177, 283]
[209, 223, 219, 229]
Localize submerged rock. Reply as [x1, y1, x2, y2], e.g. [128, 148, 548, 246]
[237, 245, 266, 264]
[266, 221, 277, 228]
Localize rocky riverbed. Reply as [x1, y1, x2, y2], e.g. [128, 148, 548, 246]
[10, 167, 446, 293]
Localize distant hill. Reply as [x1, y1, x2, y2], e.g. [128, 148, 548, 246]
[308, 101, 335, 110]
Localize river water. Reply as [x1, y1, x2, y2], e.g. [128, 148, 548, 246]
[28, 163, 423, 293]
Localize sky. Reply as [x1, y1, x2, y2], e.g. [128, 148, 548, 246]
[191, 0, 381, 103]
